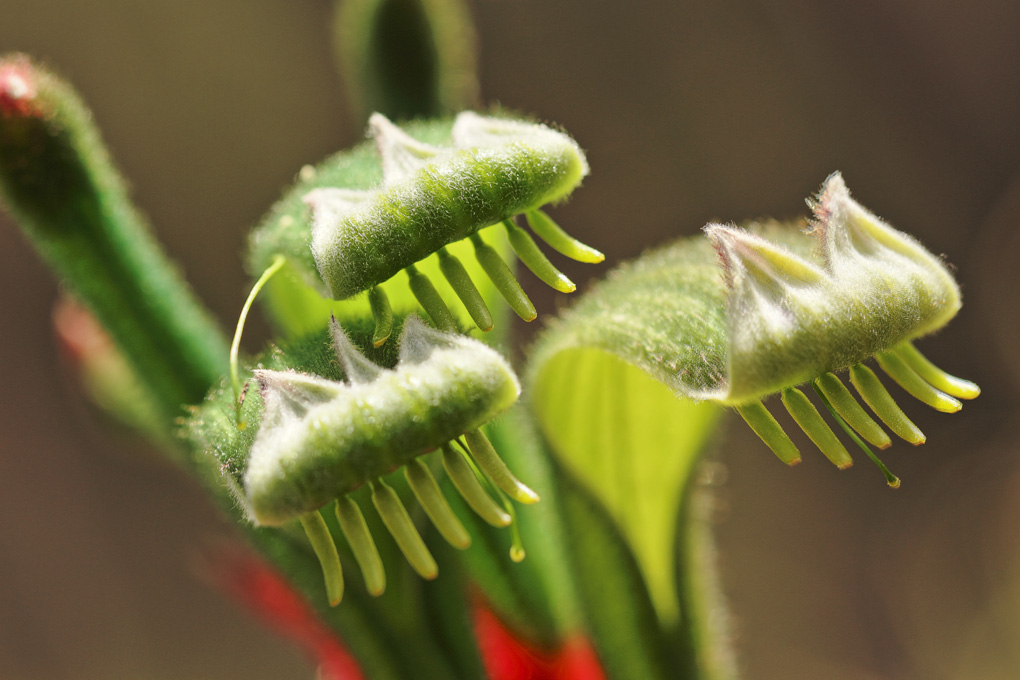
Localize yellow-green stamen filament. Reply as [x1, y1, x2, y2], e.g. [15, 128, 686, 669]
[496, 487, 526, 563]
[525, 209, 604, 264]
[849, 364, 925, 445]
[815, 386, 900, 488]
[441, 444, 512, 527]
[894, 342, 980, 400]
[735, 401, 801, 465]
[437, 248, 493, 332]
[503, 220, 576, 293]
[876, 350, 962, 413]
[368, 286, 393, 347]
[335, 496, 386, 596]
[405, 458, 472, 550]
[231, 254, 286, 423]
[299, 510, 344, 606]
[781, 387, 853, 469]
[369, 479, 438, 580]
[813, 373, 891, 449]
[406, 264, 457, 331]
[470, 234, 537, 322]
[463, 429, 540, 504]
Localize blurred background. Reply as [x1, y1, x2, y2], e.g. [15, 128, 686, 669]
[1, 1, 1018, 678]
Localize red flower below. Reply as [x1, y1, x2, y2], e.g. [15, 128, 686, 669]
[474, 600, 607, 680]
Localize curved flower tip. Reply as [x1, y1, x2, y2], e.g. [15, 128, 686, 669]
[252, 111, 602, 338]
[243, 316, 537, 604]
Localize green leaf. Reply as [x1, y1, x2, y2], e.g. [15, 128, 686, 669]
[530, 345, 722, 625]
[528, 235, 726, 626]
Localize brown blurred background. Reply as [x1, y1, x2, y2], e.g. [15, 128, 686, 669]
[1, 1, 1019, 678]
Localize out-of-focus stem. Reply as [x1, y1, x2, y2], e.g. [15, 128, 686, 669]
[0, 55, 229, 424]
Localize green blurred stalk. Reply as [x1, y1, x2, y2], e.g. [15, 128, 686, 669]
[0, 55, 228, 424]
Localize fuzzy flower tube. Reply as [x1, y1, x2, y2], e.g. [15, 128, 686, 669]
[248, 112, 602, 340]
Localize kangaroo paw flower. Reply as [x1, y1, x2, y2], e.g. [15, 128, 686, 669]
[249, 112, 600, 337]
[193, 315, 536, 604]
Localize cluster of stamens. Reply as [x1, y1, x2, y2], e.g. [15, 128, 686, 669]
[735, 342, 979, 486]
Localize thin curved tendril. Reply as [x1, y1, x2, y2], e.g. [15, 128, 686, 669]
[814, 384, 900, 488]
[231, 254, 286, 425]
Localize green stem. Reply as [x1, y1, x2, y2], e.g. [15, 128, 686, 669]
[0, 57, 228, 423]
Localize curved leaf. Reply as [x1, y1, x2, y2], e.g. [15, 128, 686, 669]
[528, 235, 726, 626]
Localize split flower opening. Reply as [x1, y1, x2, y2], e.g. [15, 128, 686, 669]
[245, 316, 538, 605]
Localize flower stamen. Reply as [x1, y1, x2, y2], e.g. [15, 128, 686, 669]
[437, 247, 493, 332]
[734, 401, 801, 466]
[813, 373, 891, 449]
[299, 510, 344, 606]
[503, 219, 577, 293]
[370, 478, 438, 581]
[849, 364, 926, 445]
[368, 286, 393, 347]
[894, 342, 980, 400]
[335, 496, 386, 596]
[470, 233, 537, 321]
[781, 387, 853, 469]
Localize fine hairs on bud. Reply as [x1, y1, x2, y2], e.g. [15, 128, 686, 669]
[249, 111, 603, 340]
[236, 316, 536, 605]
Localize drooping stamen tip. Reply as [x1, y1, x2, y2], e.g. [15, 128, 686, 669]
[887, 476, 902, 489]
[518, 487, 541, 504]
[510, 546, 526, 563]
